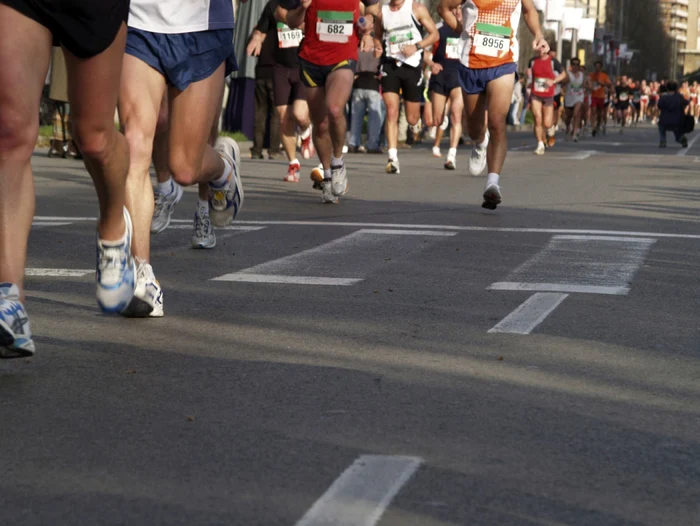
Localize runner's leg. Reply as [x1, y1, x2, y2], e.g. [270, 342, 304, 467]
[484, 72, 514, 175]
[325, 68, 354, 159]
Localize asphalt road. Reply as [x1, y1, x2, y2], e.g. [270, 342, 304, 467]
[2, 122, 699, 525]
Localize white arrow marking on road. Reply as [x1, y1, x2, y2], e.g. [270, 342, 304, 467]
[295, 455, 422, 526]
[489, 292, 568, 334]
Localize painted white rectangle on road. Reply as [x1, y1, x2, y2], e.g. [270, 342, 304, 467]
[213, 274, 361, 286]
[26, 268, 93, 277]
[489, 292, 568, 334]
[677, 132, 700, 156]
[32, 222, 72, 227]
[296, 455, 422, 526]
[489, 235, 656, 296]
[562, 150, 598, 160]
[212, 229, 453, 286]
[166, 225, 265, 232]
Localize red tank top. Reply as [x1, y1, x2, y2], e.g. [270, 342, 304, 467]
[300, 0, 361, 66]
[530, 56, 557, 98]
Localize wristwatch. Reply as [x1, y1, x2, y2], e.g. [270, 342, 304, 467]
[415, 42, 422, 51]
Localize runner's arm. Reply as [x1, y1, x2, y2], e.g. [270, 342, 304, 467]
[437, 0, 464, 35]
[398, 4, 440, 58]
[246, 30, 267, 57]
[522, 0, 548, 53]
[274, 0, 310, 28]
[362, 0, 380, 18]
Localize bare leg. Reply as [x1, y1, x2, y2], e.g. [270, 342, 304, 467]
[383, 92, 401, 154]
[532, 98, 545, 143]
[484, 73, 514, 175]
[118, 54, 167, 262]
[448, 88, 464, 150]
[277, 105, 298, 161]
[0, 5, 52, 295]
[325, 69, 354, 159]
[306, 86, 331, 169]
[465, 91, 488, 143]
[152, 94, 170, 184]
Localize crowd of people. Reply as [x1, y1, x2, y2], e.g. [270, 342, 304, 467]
[0, 0, 691, 358]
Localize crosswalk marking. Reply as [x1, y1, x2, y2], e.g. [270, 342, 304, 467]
[213, 274, 361, 286]
[295, 455, 422, 526]
[26, 268, 93, 277]
[488, 293, 568, 334]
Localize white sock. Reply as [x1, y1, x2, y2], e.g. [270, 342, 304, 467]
[538, 141, 545, 148]
[156, 177, 173, 194]
[331, 155, 343, 167]
[448, 147, 457, 158]
[388, 148, 398, 161]
[478, 134, 489, 148]
[211, 158, 233, 188]
[289, 158, 300, 166]
[323, 168, 332, 180]
[300, 126, 312, 140]
[197, 199, 209, 211]
[99, 211, 128, 246]
[547, 127, 556, 137]
[486, 172, 500, 187]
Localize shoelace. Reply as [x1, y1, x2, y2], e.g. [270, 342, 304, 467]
[153, 192, 169, 215]
[99, 245, 124, 272]
[195, 210, 211, 237]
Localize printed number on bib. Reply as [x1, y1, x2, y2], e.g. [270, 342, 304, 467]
[316, 10, 354, 43]
[388, 29, 415, 56]
[445, 37, 460, 60]
[473, 23, 511, 57]
[619, 92, 629, 101]
[534, 77, 549, 92]
[277, 23, 303, 48]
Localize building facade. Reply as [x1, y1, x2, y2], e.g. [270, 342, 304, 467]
[661, 0, 700, 76]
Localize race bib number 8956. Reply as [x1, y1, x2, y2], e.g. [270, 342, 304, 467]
[473, 23, 511, 58]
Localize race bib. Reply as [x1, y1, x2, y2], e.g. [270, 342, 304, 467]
[316, 10, 354, 43]
[473, 23, 511, 57]
[277, 22, 303, 48]
[534, 77, 549, 92]
[570, 84, 583, 96]
[619, 92, 629, 101]
[445, 37, 460, 60]
[388, 29, 415, 57]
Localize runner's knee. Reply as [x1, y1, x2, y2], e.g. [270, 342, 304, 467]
[0, 106, 38, 160]
[169, 151, 201, 186]
[71, 121, 114, 163]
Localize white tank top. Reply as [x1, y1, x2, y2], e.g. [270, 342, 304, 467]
[565, 71, 585, 106]
[382, 0, 423, 68]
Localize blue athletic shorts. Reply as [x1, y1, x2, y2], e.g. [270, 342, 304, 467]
[457, 62, 517, 95]
[125, 28, 238, 92]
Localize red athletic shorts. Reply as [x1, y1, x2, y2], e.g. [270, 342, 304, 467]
[591, 97, 606, 110]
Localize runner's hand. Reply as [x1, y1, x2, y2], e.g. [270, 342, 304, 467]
[300, 0, 312, 8]
[532, 36, 549, 54]
[431, 63, 443, 76]
[360, 34, 374, 52]
[401, 44, 418, 57]
[246, 40, 262, 57]
[544, 78, 555, 87]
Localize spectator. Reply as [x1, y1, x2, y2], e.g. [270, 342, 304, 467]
[247, 23, 281, 159]
[48, 47, 81, 159]
[658, 81, 689, 148]
[348, 46, 385, 154]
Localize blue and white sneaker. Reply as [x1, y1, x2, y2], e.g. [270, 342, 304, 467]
[122, 260, 163, 318]
[0, 283, 35, 359]
[209, 137, 244, 228]
[96, 207, 137, 314]
[151, 179, 183, 234]
[191, 203, 216, 249]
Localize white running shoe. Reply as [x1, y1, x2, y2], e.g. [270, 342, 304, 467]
[444, 155, 456, 170]
[151, 180, 183, 234]
[482, 183, 502, 210]
[432, 146, 441, 158]
[386, 158, 400, 174]
[321, 180, 338, 204]
[192, 204, 216, 249]
[209, 137, 244, 228]
[468, 131, 489, 176]
[96, 207, 137, 314]
[534, 142, 546, 155]
[331, 162, 348, 196]
[122, 260, 163, 318]
[0, 283, 35, 359]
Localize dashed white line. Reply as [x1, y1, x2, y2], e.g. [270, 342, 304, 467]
[489, 282, 628, 295]
[25, 268, 93, 277]
[212, 274, 361, 286]
[489, 292, 568, 334]
[295, 455, 422, 526]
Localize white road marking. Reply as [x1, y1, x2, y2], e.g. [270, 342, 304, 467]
[489, 292, 568, 334]
[677, 132, 700, 157]
[25, 268, 93, 277]
[489, 235, 656, 297]
[489, 282, 628, 295]
[32, 217, 700, 240]
[212, 229, 453, 286]
[561, 150, 598, 160]
[295, 455, 422, 526]
[32, 222, 72, 227]
[212, 274, 361, 286]
[166, 225, 266, 231]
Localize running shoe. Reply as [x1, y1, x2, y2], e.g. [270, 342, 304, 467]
[331, 162, 348, 196]
[96, 207, 137, 314]
[321, 180, 338, 204]
[444, 155, 456, 170]
[192, 203, 216, 249]
[301, 128, 315, 160]
[547, 135, 556, 148]
[468, 131, 489, 176]
[681, 136, 689, 148]
[310, 163, 324, 190]
[0, 283, 34, 359]
[284, 161, 301, 183]
[151, 179, 183, 234]
[482, 184, 502, 210]
[209, 137, 244, 228]
[122, 260, 163, 318]
[432, 146, 441, 158]
[386, 158, 400, 174]
[534, 142, 546, 155]
[659, 140, 666, 148]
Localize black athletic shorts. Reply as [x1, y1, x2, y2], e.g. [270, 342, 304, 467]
[428, 68, 460, 97]
[273, 63, 306, 107]
[0, 0, 129, 59]
[616, 102, 630, 111]
[299, 57, 357, 88]
[381, 60, 424, 103]
[553, 94, 562, 109]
